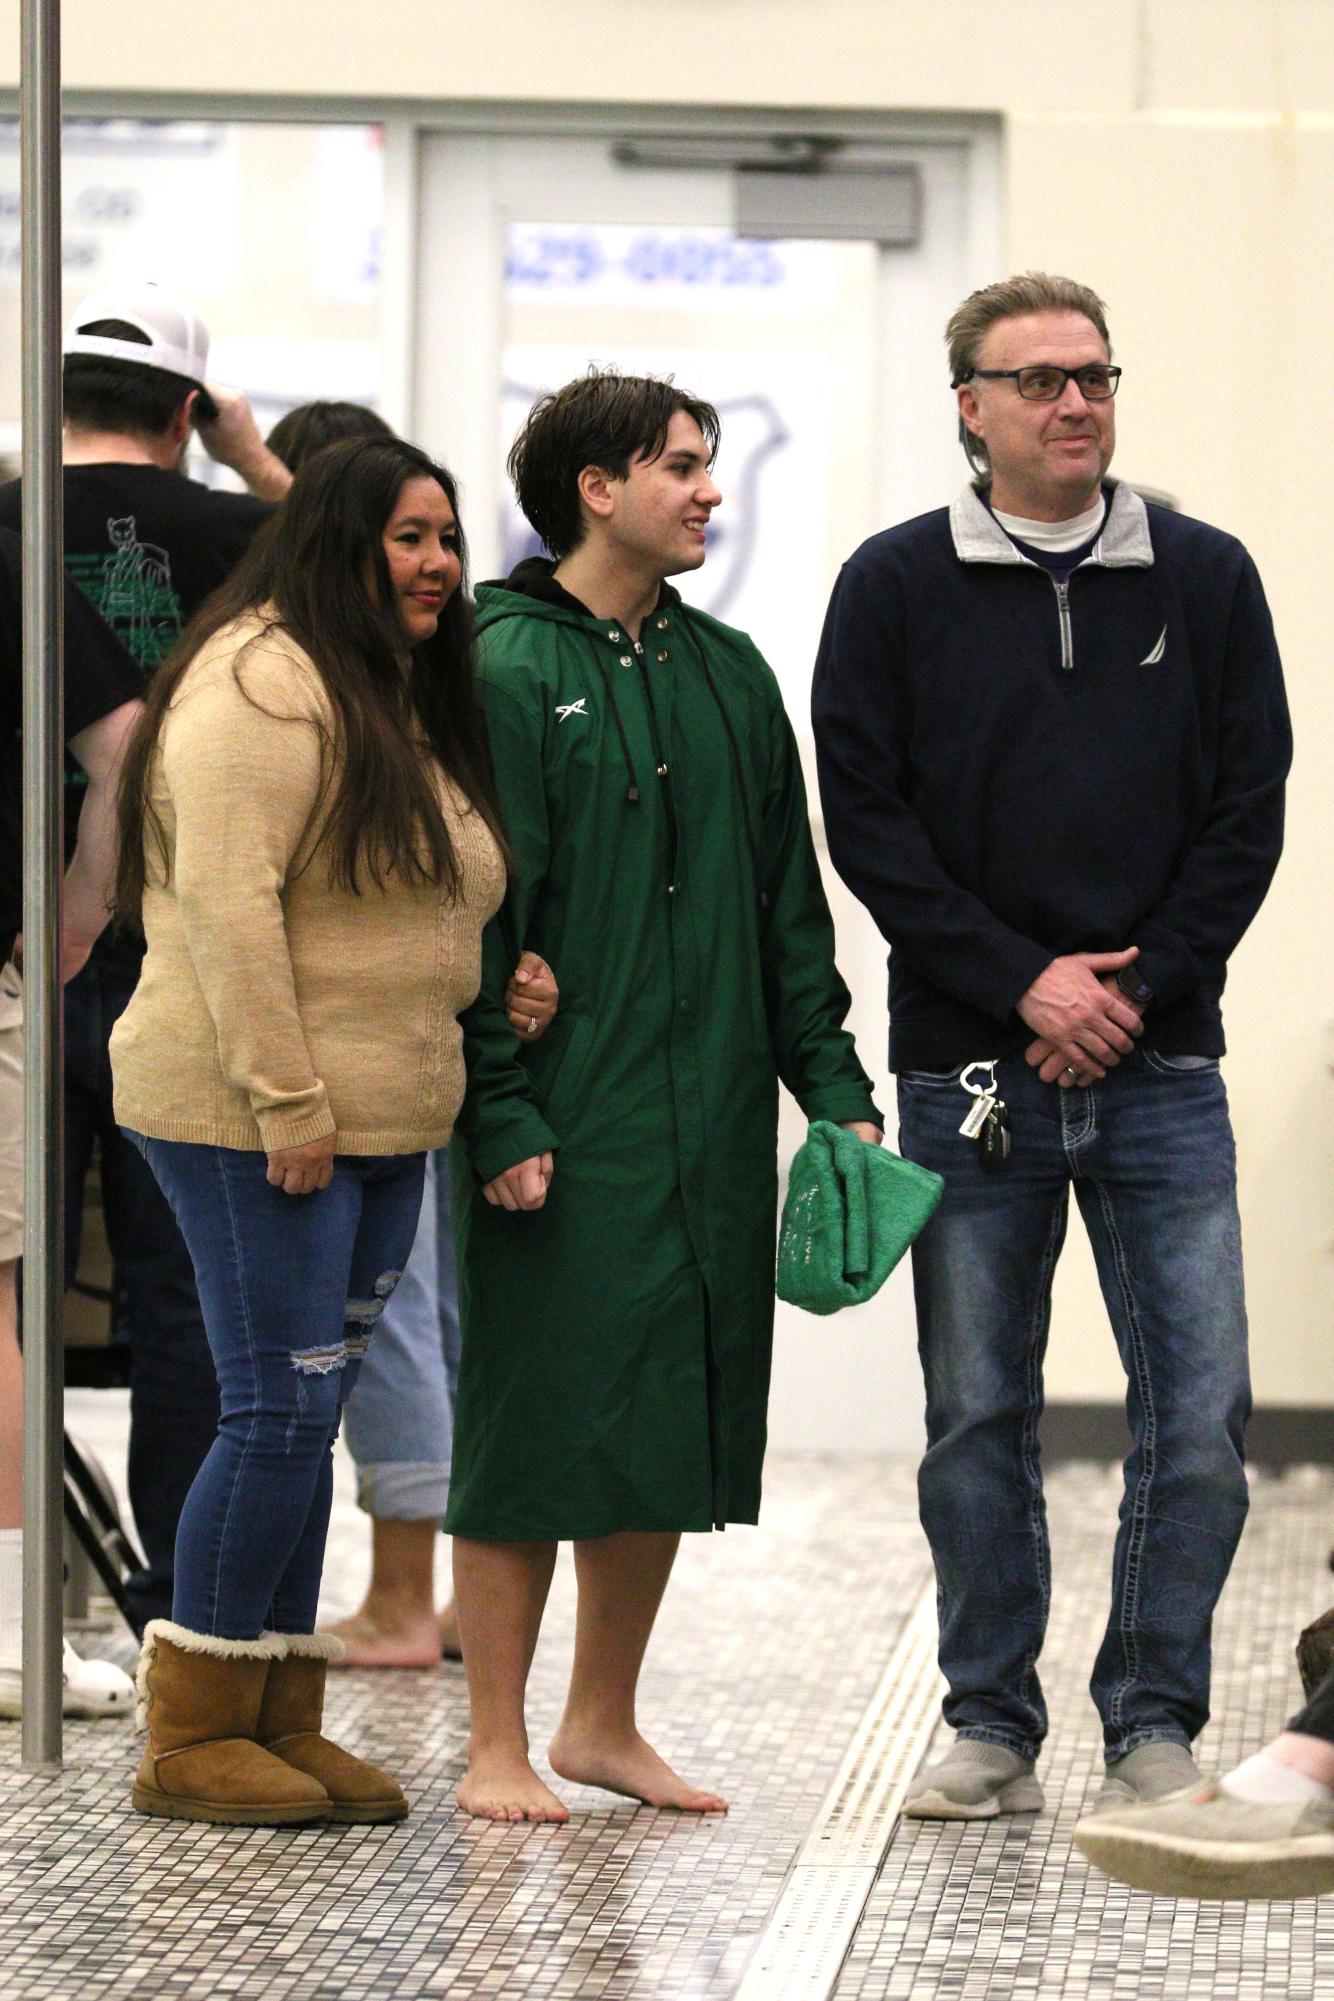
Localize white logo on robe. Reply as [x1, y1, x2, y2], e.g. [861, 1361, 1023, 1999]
[555, 699, 589, 722]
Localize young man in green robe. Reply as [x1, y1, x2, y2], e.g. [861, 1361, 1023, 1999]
[449, 369, 882, 1823]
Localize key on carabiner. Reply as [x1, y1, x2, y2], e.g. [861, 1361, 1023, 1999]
[958, 1059, 998, 1139]
[978, 1098, 1012, 1172]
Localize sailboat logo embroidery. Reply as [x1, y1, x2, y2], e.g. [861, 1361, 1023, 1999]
[1139, 626, 1167, 666]
[555, 698, 588, 723]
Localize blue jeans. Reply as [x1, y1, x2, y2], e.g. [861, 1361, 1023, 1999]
[65, 953, 218, 1624]
[132, 1137, 426, 1639]
[342, 1145, 462, 1520]
[896, 1047, 1251, 1763]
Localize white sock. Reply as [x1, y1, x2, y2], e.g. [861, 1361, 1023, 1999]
[1221, 1749, 1334, 1805]
[0, 1530, 21, 1662]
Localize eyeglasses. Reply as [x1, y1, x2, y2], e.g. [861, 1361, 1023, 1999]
[959, 364, 1122, 402]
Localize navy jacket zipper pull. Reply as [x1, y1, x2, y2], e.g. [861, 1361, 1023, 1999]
[1053, 578, 1074, 671]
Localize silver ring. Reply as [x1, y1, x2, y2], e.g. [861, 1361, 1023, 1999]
[526, 1016, 538, 1035]
[1064, 1065, 1079, 1079]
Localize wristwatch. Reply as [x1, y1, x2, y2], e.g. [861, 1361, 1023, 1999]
[1116, 966, 1154, 1009]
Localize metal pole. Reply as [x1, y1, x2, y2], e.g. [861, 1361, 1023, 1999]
[19, 0, 64, 1773]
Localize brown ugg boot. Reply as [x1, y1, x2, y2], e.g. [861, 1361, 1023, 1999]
[258, 1632, 408, 1824]
[132, 1621, 332, 1826]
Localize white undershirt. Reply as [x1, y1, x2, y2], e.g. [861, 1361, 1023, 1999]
[990, 492, 1107, 553]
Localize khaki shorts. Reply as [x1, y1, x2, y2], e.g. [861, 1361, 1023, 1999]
[0, 963, 23, 1264]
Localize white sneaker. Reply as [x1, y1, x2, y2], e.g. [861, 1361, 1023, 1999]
[0, 1637, 135, 1720]
[62, 1637, 135, 1717]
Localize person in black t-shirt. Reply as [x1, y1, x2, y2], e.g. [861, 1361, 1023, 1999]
[0, 281, 288, 1630]
[0, 523, 145, 1718]
[0, 280, 288, 673]
[0, 528, 143, 973]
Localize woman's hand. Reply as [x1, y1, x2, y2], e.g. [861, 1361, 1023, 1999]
[482, 1152, 553, 1211]
[506, 952, 559, 1041]
[267, 1132, 336, 1196]
[840, 1121, 884, 1145]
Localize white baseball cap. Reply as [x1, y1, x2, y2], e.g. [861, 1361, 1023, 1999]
[63, 280, 210, 388]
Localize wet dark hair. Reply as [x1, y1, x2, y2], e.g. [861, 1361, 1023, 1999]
[62, 320, 196, 438]
[507, 366, 721, 560]
[266, 400, 395, 474]
[116, 435, 510, 916]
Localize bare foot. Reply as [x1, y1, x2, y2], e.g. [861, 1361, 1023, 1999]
[456, 1749, 569, 1823]
[549, 1726, 728, 1812]
[327, 1607, 443, 1670]
[438, 1600, 463, 1662]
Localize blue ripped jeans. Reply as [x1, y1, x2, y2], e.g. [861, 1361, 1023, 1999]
[130, 1136, 426, 1639]
[896, 1048, 1251, 1764]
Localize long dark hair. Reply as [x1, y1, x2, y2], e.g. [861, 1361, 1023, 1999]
[115, 435, 510, 917]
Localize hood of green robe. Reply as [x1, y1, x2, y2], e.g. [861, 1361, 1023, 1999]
[474, 557, 681, 634]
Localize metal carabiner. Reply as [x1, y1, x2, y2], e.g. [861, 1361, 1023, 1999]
[959, 1060, 999, 1099]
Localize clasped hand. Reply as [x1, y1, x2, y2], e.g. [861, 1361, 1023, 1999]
[482, 1152, 554, 1211]
[504, 951, 559, 1038]
[1018, 947, 1145, 1089]
[265, 954, 561, 1198]
[485, 952, 561, 1210]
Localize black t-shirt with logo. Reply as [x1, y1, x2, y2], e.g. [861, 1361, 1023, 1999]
[0, 465, 273, 977]
[0, 525, 145, 967]
[0, 465, 273, 671]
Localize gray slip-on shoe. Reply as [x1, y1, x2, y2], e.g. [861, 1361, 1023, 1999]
[1074, 1780, 1334, 1900]
[1095, 1739, 1200, 1812]
[902, 1738, 1044, 1821]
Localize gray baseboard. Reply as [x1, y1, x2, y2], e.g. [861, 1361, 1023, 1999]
[1044, 1401, 1334, 1468]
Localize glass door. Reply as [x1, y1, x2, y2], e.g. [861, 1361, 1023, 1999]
[412, 128, 994, 1451]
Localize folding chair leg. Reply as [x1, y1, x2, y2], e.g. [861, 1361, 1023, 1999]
[62, 1432, 146, 1641]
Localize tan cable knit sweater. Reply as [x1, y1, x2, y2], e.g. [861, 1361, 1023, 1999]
[111, 612, 506, 1155]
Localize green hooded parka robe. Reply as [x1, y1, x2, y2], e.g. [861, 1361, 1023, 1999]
[445, 568, 880, 1541]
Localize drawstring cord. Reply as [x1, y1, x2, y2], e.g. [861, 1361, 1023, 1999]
[631, 649, 680, 880]
[587, 640, 640, 804]
[677, 618, 769, 913]
[490, 606, 766, 911]
[587, 634, 680, 884]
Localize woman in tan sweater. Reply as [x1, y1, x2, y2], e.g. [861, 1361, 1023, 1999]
[111, 436, 510, 1828]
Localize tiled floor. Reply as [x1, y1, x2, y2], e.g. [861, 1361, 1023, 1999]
[840, 1464, 1334, 2001]
[1, 1399, 1331, 2001]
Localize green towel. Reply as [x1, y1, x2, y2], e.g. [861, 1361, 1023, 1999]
[776, 1121, 944, 1316]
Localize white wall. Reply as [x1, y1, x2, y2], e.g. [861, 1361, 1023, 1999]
[1006, 108, 1334, 1410]
[10, 0, 1328, 119]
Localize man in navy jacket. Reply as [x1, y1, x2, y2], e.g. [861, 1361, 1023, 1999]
[813, 272, 1290, 1819]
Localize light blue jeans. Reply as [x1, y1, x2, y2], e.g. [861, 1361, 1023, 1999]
[341, 1145, 461, 1521]
[896, 1047, 1251, 1764]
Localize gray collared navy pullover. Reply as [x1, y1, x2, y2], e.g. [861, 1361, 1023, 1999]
[812, 480, 1291, 1071]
